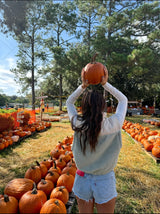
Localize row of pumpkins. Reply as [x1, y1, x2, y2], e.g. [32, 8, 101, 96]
[122, 120, 160, 158]
[0, 135, 76, 213]
[0, 121, 52, 151]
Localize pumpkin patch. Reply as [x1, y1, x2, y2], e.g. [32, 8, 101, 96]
[1, 135, 76, 213]
[122, 120, 160, 163]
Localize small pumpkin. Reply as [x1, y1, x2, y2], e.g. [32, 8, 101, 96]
[40, 198, 67, 214]
[59, 152, 72, 163]
[57, 172, 74, 192]
[36, 161, 48, 178]
[0, 194, 18, 214]
[50, 149, 62, 159]
[4, 178, 34, 200]
[61, 164, 77, 177]
[55, 158, 66, 170]
[152, 145, 160, 158]
[37, 179, 54, 197]
[24, 165, 41, 184]
[19, 183, 47, 214]
[49, 161, 62, 175]
[40, 159, 52, 170]
[50, 186, 69, 204]
[45, 171, 60, 185]
[143, 140, 154, 151]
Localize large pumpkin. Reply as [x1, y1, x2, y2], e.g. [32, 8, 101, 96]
[19, 184, 47, 214]
[81, 53, 105, 85]
[40, 198, 67, 214]
[4, 178, 34, 200]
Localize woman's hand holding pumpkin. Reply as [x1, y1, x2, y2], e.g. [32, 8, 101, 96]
[81, 68, 89, 89]
[101, 66, 108, 86]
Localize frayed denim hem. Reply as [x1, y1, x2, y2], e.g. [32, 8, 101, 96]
[73, 190, 93, 203]
[95, 193, 117, 204]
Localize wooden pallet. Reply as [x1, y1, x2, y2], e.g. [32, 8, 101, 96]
[122, 130, 160, 164]
[66, 192, 76, 214]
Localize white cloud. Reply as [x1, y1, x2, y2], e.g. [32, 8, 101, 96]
[0, 58, 21, 96]
[6, 57, 17, 68]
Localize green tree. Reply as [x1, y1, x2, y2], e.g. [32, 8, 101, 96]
[10, 1, 48, 110]
[42, 1, 78, 110]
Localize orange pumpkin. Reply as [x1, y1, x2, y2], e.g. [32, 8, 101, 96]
[49, 163, 62, 175]
[45, 171, 60, 185]
[143, 140, 154, 151]
[37, 179, 54, 197]
[0, 194, 18, 214]
[50, 149, 62, 159]
[152, 145, 160, 158]
[50, 186, 69, 204]
[61, 165, 77, 177]
[4, 178, 34, 200]
[59, 152, 72, 163]
[55, 158, 66, 170]
[19, 184, 47, 214]
[36, 161, 48, 178]
[24, 165, 41, 184]
[40, 198, 67, 214]
[40, 159, 52, 169]
[57, 172, 74, 192]
[81, 53, 105, 85]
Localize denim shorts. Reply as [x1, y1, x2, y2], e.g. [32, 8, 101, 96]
[72, 170, 117, 204]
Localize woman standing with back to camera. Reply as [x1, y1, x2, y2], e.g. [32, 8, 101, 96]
[66, 66, 128, 213]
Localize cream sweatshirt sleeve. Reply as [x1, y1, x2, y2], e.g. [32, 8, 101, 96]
[66, 85, 85, 123]
[103, 82, 128, 128]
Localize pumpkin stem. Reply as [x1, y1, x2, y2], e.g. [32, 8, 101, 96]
[53, 160, 57, 169]
[48, 171, 54, 176]
[4, 194, 9, 202]
[59, 186, 65, 191]
[31, 165, 36, 169]
[91, 53, 98, 63]
[41, 179, 47, 184]
[36, 161, 40, 166]
[54, 200, 60, 206]
[32, 183, 37, 194]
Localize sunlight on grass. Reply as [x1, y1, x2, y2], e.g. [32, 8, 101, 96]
[0, 122, 73, 194]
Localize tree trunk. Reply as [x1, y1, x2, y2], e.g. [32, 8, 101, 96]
[59, 74, 63, 111]
[31, 35, 35, 110]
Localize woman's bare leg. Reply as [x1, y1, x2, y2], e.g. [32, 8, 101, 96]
[76, 196, 94, 213]
[95, 197, 116, 214]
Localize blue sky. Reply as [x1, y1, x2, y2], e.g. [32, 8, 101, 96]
[0, 32, 20, 96]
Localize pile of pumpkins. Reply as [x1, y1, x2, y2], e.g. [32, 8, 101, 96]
[122, 120, 160, 158]
[143, 119, 160, 127]
[0, 121, 52, 151]
[0, 135, 76, 213]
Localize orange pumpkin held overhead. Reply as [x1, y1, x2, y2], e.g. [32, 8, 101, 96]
[81, 53, 105, 85]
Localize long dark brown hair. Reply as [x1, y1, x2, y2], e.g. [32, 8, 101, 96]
[72, 89, 105, 154]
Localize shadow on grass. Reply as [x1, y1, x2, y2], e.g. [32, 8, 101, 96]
[0, 132, 43, 157]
